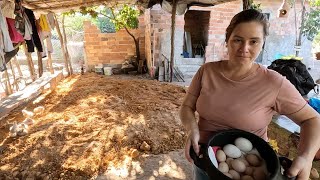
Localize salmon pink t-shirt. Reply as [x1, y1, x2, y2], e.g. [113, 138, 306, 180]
[187, 61, 307, 143]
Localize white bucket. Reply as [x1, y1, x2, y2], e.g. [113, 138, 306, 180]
[104, 67, 112, 76]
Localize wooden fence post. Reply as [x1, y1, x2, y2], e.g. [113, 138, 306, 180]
[54, 14, 71, 76]
[22, 42, 36, 81]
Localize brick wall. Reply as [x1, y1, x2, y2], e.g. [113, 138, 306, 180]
[83, 16, 145, 69]
[148, 0, 313, 64]
[84, 1, 315, 78]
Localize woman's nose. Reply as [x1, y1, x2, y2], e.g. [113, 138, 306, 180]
[239, 42, 250, 53]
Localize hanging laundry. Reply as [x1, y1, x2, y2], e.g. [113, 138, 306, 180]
[6, 18, 24, 43]
[4, 45, 19, 63]
[39, 14, 50, 32]
[47, 13, 55, 30]
[24, 8, 43, 53]
[0, 0, 15, 19]
[23, 12, 32, 40]
[0, 8, 14, 52]
[0, 28, 6, 72]
[14, 0, 25, 36]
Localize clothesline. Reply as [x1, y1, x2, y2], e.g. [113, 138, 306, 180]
[0, 0, 55, 71]
[0, 0, 73, 98]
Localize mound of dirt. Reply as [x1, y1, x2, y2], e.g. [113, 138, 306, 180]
[1, 73, 319, 179]
[0, 73, 187, 179]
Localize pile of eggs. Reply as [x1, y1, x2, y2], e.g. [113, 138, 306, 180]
[212, 137, 268, 180]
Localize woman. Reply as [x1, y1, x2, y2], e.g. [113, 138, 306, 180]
[180, 9, 320, 180]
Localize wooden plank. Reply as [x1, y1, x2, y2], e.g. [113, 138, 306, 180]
[0, 71, 63, 120]
[47, 51, 54, 74]
[37, 51, 43, 77]
[22, 42, 36, 81]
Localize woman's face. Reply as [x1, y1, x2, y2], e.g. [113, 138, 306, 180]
[227, 21, 265, 65]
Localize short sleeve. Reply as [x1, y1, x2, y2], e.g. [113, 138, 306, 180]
[274, 77, 307, 115]
[187, 65, 204, 97]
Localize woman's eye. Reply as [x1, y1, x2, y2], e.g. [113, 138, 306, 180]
[251, 40, 258, 44]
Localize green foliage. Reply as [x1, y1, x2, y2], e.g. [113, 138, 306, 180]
[92, 17, 116, 33]
[302, 8, 320, 41]
[249, 0, 262, 11]
[67, 5, 140, 32]
[309, 0, 320, 6]
[111, 5, 140, 31]
[313, 32, 320, 51]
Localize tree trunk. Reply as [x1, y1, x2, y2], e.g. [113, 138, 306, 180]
[124, 26, 140, 61]
[170, 0, 177, 82]
[296, 0, 306, 57]
[243, 0, 251, 10]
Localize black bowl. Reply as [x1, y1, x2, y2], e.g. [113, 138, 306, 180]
[190, 129, 296, 180]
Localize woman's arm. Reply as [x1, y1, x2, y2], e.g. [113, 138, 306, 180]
[180, 93, 198, 132]
[180, 93, 200, 162]
[286, 104, 320, 179]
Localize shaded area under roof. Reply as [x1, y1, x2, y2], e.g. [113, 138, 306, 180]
[19, 0, 237, 13]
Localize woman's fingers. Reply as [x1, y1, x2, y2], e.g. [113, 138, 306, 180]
[286, 156, 311, 180]
[185, 137, 193, 163]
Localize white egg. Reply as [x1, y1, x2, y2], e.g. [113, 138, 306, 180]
[235, 137, 253, 152]
[223, 144, 242, 158]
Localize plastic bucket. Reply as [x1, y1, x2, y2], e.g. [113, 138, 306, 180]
[104, 67, 112, 76]
[190, 129, 296, 180]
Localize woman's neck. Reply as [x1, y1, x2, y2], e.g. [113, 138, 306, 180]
[222, 61, 256, 81]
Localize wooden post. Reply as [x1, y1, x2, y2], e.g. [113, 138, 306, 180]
[3, 69, 13, 95]
[22, 42, 36, 81]
[37, 51, 43, 77]
[47, 44, 54, 74]
[170, 0, 177, 82]
[62, 14, 73, 74]
[12, 56, 23, 77]
[8, 61, 19, 91]
[243, 0, 251, 10]
[54, 14, 71, 76]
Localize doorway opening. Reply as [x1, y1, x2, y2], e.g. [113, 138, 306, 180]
[184, 10, 210, 58]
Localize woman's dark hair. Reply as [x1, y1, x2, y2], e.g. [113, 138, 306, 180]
[225, 9, 270, 42]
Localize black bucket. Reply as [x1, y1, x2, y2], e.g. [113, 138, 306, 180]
[190, 129, 296, 180]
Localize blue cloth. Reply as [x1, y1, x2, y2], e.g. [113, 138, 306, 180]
[309, 97, 320, 113]
[193, 164, 210, 180]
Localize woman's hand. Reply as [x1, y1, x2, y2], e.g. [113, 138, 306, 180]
[286, 156, 313, 180]
[184, 128, 200, 163]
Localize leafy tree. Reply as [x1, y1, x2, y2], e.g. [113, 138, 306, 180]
[77, 5, 142, 61]
[301, 3, 320, 41]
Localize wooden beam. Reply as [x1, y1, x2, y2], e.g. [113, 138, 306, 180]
[243, 0, 251, 10]
[8, 61, 19, 92]
[24, 0, 131, 12]
[12, 57, 23, 80]
[47, 51, 54, 74]
[3, 69, 13, 95]
[62, 15, 73, 74]
[169, 0, 177, 82]
[22, 42, 36, 81]
[37, 51, 43, 77]
[54, 15, 71, 76]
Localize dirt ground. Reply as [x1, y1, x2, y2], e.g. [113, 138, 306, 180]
[0, 73, 319, 180]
